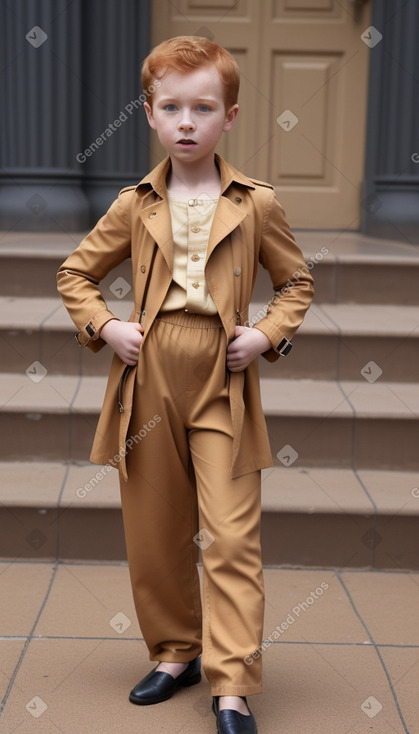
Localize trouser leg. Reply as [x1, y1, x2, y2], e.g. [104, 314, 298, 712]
[119, 321, 203, 662]
[189, 425, 264, 696]
[119, 456, 203, 662]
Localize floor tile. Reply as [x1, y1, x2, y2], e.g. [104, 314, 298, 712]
[340, 570, 419, 645]
[0, 641, 26, 700]
[0, 562, 54, 636]
[380, 646, 419, 734]
[262, 569, 368, 644]
[260, 643, 407, 733]
[34, 563, 138, 639]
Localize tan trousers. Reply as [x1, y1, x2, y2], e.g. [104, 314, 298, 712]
[119, 310, 265, 696]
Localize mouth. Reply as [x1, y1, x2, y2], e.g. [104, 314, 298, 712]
[177, 139, 197, 145]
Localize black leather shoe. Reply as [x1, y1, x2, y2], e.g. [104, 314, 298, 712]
[129, 657, 201, 705]
[212, 696, 258, 733]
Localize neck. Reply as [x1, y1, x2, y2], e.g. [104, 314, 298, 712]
[167, 153, 221, 196]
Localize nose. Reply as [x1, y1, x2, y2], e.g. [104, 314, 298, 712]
[178, 109, 195, 132]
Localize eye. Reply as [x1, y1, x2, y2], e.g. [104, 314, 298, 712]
[164, 104, 177, 111]
[197, 104, 211, 112]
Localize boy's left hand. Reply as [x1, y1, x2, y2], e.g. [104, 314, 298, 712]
[226, 325, 272, 372]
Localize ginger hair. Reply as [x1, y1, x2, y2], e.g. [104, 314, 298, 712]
[142, 35, 240, 110]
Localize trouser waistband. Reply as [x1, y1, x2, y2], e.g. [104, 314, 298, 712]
[155, 309, 223, 329]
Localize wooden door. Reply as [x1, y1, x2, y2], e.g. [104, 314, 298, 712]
[149, 0, 372, 228]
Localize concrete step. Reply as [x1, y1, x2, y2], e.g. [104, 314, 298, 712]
[0, 373, 418, 469]
[253, 301, 419, 381]
[263, 228, 419, 306]
[1, 296, 418, 381]
[1, 230, 419, 303]
[0, 296, 131, 376]
[262, 377, 419, 471]
[0, 461, 417, 569]
[0, 233, 132, 299]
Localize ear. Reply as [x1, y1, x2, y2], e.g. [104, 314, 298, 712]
[223, 104, 239, 132]
[143, 101, 157, 130]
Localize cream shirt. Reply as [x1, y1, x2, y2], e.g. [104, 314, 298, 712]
[160, 196, 219, 314]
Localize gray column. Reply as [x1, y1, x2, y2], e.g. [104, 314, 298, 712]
[80, 0, 151, 224]
[0, 0, 89, 231]
[0, 0, 151, 232]
[361, 0, 419, 244]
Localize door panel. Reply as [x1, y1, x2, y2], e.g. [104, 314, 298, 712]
[150, 0, 371, 228]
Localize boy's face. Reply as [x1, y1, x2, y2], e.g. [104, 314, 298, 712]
[144, 64, 238, 165]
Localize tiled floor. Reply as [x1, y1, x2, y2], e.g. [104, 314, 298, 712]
[0, 561, 417, 733]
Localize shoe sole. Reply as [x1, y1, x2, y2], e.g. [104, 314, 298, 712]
[129, 672, 201, 705]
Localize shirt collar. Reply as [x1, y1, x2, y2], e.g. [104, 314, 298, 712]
[135, 153, 256, 198]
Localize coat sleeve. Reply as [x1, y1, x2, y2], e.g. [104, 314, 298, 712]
[253, 190, 315, 362]
[56, 190, 133, 352]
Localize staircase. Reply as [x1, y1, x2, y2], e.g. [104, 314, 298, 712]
[1, 230, 418, 569]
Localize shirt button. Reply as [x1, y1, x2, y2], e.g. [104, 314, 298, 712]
[191, 226, 200, 233]
[188, 199, 197, 206]
[191, 253, 200, 262]
[140, 265, 146, 273]
[192, 282, 200, 289]
[234, 267, 241, 276]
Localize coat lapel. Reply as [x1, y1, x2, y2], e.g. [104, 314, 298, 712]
[206, 195, 247, 263]
[139, 199, 173, 272]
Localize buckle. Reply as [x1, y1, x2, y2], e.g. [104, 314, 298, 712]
[277, 337, 292, 356]
[75, 331, 84, 348]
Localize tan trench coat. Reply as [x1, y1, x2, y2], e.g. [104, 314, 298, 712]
[57, 154, 314, 481]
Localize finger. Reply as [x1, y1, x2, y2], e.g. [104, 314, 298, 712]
[228, 363, 245, 373]
[227, 340, 241, 355]
[227, 356, 243, 370]
[228, 352, 244, 365]
[234, 325, 246, 337]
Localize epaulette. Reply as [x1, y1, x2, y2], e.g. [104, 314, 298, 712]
[249, 178, 274, 190]
[119, 185, 138, 195]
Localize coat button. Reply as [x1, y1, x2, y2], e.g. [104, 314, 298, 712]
[149, 211, 157, 218]
[235, 196, 242, 203]
[234, 267, 241, 276]
[140, 265, 146, 273]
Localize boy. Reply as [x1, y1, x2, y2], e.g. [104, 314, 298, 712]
[57, 36, 314, 734]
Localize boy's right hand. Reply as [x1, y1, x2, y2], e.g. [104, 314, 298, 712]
[100, 319, 144, 366]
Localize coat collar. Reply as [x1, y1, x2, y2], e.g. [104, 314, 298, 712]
[135, 154, 253, 272]
[135, 153, 256, 199]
